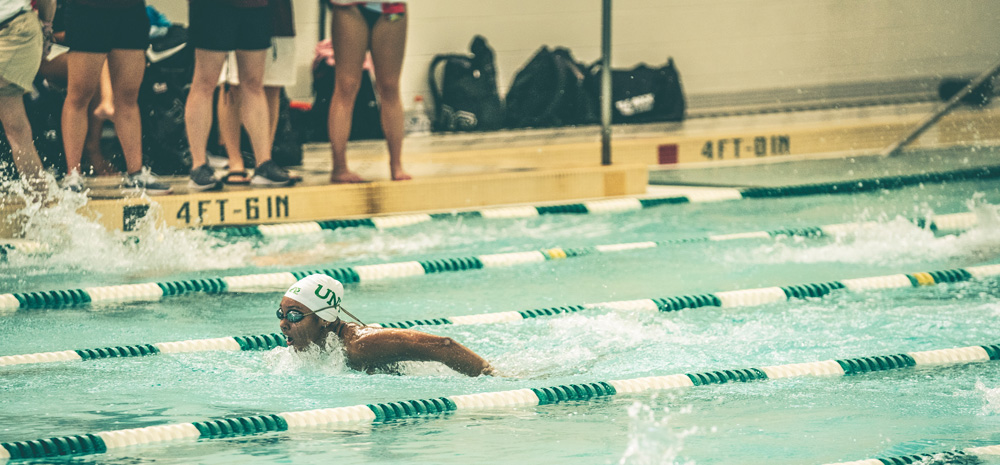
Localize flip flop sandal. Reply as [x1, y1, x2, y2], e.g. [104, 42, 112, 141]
[223, 170, 251, 185]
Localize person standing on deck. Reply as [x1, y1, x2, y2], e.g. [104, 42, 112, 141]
[0, 0, 54, 190]
[326, 1, 411, 183]
[60, 0, 173, 195]
[185, 0, 295, 192]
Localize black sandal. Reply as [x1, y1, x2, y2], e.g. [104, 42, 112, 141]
[223, 170, 251, 185]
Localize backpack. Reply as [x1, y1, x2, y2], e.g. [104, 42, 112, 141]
[139, 34, 195, 175]
[271, 89, 302, 166]
[586, 58, 686, 124]
[428, 35, 504, 132]
[504, 46, 597, 129]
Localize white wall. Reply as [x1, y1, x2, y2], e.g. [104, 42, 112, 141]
[148, 0, 1000, 107]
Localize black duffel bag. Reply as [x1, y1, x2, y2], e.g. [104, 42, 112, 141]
[587, 58, 686, 124]
[504, 46, 597, 129]
[428, 35, 504, 132]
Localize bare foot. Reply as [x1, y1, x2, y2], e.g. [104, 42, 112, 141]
[330, 170, 366, 184]
[93, 102, 114, 121]
[391, 171, 412, 181]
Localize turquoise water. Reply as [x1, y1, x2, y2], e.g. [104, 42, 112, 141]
[2, 167, 1000, 464]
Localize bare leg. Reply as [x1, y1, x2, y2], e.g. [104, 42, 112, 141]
[328, 5, 369, 183]
[62, 52, 107, 175]
[93, 61, 114, 120]
[84, 62, 116, 176]
[106, 49, 146, 174]
[370, 13, 410, 181]
[185, 49, 227, 170]
[0, 94, 46, 187]
[233, 49, 271, 168]
[82, 97, 117, 175]
[265, 86, 281, 140]
[217, 84, 247, 177]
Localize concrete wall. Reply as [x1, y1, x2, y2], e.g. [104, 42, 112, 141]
[148, 0, 1000, 108]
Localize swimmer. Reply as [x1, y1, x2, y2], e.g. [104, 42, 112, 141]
[278, 274, 496, 377]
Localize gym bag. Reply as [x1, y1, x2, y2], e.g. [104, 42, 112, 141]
[428, 35, 504, 132]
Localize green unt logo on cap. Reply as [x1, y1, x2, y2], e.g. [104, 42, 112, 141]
[288, 287, 301, 294]
[314, 285, 340, 307]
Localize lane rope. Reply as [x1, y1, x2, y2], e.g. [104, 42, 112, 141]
[2, 342, 998, 461]
[0, 212, 980, 312]
[203, 164, 1000, 238]
[4, 263, 999, 368]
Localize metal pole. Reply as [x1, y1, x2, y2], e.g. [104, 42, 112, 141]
[600, 0, 612, 165]
[882, 57, 1000, 156]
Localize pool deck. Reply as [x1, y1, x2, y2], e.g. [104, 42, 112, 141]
[2, 100, 1000, 238]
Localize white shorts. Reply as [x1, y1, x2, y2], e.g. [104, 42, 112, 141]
[218, 37, 297, 88]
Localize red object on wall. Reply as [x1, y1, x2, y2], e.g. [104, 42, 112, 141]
[658, 144, 678, 164]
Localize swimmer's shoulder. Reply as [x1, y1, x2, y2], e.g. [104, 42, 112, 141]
[339, 322, 380, 341]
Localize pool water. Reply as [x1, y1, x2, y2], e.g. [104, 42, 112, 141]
[2, 156, 1000, 464]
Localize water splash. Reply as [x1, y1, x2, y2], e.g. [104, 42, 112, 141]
[263, 333, 350, 376]
[976, 380, 1000, 415]
[489, 312, 684, 378]
[730, 201, 1000, 265]
[266, 213, 656, 267]
[618, 396, 703, 465]
[1, 178, 257, 282]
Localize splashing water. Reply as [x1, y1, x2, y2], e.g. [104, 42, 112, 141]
[976, 381, 1000, 415]
[488, 312, 684, 379]
[264, 333, 350, 376]
[1, 177, 257, 281]
[730, 200, 1000, 265]
[258, 214, 659, 269]
[618, 396, 703, 465]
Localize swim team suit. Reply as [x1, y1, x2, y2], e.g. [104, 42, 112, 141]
[188, 0, 272, 52]
[0, 0, 43, 95]
[64, 0, 149, 54]
[329, 1, 407, 29]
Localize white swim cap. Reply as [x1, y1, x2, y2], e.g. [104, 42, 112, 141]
[283, 274, 344, 321]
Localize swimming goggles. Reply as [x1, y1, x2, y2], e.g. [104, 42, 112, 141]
[276, 304, 366, 325]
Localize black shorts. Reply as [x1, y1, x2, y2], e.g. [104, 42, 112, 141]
[64, 2, 150, 53]
[188, 1, 272, 52]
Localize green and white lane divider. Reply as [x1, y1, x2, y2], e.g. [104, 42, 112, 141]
[212, 164, 1000, 239]
[5, 264, 1000, 369]
[3, 342, 999, 461]
[823, 444, 1000, 465]
[0, 334, 285, 367]
[0, 212, 980, 313]
[209, 192, 738, 238]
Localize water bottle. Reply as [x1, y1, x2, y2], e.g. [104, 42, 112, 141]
[406, 95, 432, 136]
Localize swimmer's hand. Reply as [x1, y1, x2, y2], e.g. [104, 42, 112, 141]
[481, 364, 508, 377]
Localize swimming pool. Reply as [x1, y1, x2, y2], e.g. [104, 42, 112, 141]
[2, 151, 1000, 464]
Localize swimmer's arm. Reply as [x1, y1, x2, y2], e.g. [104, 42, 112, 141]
[356, 330, 495, 377]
